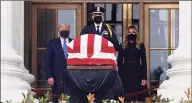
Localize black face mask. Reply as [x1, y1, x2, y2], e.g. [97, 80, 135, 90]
[94, 16, 102, 24]
[60, 30, 69, 38]
[127, 34, 136, 41]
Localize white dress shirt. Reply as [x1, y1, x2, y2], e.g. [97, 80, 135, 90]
[60, 37, 69, 47]
[94, 23, 102, 33]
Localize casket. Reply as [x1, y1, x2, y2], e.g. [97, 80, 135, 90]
[61, 34, 123, 102]
[67, 34, 117, 69]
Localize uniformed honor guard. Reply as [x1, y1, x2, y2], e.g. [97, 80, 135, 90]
[80, 6, 120, 51]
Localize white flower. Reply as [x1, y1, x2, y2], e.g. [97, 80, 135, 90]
[33, 99, 39, 103]
[59, 101, 66, 103]
[110, 99, 114, 103]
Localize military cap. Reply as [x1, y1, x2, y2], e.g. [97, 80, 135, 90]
[90, 6, 105, 15]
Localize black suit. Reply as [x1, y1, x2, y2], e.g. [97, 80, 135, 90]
[44, 37, 73, 102]
[80, 23, 120, 51]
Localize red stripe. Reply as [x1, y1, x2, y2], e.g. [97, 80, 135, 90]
[67, 36, 81, 53]
[67, 58, 116, 68]
[87, 34, 95, 58]
[67, 46, 77, 53]
[101, 37, 116, 56]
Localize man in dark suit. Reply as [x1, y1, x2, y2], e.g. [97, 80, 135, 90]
[44, 24, 73, 102]
[80, 6, 120, 51]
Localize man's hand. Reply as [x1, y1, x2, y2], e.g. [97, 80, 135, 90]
[48, 78, 54, 86]
[141, 79, 147, 86]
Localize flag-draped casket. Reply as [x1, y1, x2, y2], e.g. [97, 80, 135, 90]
[67, 34, 117, 68]
[61, 34, 123, 102]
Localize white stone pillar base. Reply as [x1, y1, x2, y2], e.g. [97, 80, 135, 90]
[1, 90, 28, 102]
[158, 55, 191, 102]
[1, 48, 31, 102]
[158, 67, 191, 102]
[158, 89, 189, 101]
[20, 64, 35, 84]
[1, 47, 31, 102]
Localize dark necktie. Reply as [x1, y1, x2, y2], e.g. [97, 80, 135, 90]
[96, 26, 100, 34]
[63, 40, 68, 59]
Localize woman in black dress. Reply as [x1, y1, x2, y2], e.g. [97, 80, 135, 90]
[117, 26, 147, 102]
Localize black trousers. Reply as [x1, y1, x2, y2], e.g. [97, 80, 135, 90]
[52, 84, 60, 103]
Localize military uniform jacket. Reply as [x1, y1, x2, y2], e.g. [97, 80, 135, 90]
[80, 23, 120, 51]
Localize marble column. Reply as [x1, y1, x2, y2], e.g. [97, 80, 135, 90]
[1, 1, 31, 102]
[11, 1, 35, 85]
[158, 1, 192, 102]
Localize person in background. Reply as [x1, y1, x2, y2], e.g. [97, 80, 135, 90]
[80, 6, 120, 51]
[117, 25, 147, 102]
[44, 24, 73, 103]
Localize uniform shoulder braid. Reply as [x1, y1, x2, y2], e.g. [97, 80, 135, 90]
[104, 23, 113, 38]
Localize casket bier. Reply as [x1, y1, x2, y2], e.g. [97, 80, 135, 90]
[67, 65, 114, 69]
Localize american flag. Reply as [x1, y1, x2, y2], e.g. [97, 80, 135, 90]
[67, 34, 117, 68]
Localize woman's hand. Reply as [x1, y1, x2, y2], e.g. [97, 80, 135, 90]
[141, 79, 147, 86]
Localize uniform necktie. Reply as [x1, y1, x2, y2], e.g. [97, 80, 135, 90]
[96, 26, 100, 34]
[63, 40, 68, 59]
